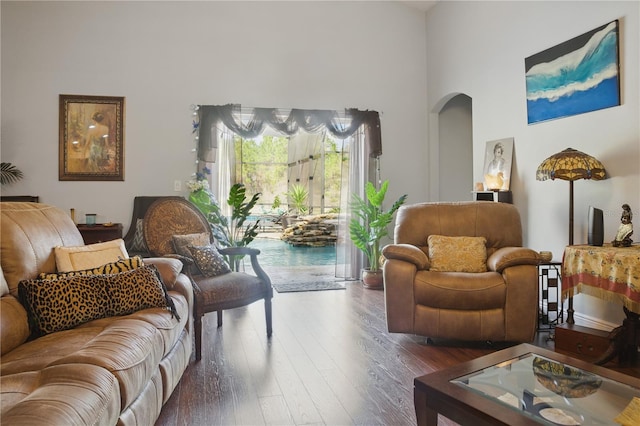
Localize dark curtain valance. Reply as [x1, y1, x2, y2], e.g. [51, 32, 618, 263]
[198, 104, 381, 160]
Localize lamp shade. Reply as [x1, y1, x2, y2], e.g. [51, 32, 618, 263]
[536, 147, 606, 181]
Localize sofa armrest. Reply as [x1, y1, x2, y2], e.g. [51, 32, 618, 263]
[144, 257, 184, 290]
[487, 247, 540, 273]
[382, 244, 430, 270]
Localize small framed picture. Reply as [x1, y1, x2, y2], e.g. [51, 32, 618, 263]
[483, 138, 514, 191]
[59, 94, 125, 181]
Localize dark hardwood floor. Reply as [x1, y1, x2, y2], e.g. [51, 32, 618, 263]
[157, 281, 639, 426]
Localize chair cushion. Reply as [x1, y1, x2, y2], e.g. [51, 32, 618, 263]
[194, 272, 266, 306]
[428, 235, 487, 273]
[415, 270, 505, 310]
[187, 245, 231, 277]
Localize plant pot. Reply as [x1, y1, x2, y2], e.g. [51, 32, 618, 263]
[362, 268, 383, 290]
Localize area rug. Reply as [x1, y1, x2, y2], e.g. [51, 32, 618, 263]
[266, 265, 347, 293]
[272, 281, 346, 293]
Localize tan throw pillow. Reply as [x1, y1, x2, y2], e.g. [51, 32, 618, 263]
[427, 235, 488, 273]
[55, 239, 129, 272]
[171, 233, 210, 257]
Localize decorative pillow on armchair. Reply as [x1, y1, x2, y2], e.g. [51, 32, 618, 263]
[427, 235, 488, 273]
[171, 233, 210, 257]
[187, 244, 231, 277]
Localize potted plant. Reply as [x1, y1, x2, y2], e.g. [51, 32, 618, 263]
[282, 184, 309, 228]
[1, 162, 24, 185]
[349, 180, 407, 289]
[188, 172, 261, 271]
[287, 184, 309, 215]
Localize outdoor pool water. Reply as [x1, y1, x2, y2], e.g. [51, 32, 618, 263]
[250, 238, 336, 267]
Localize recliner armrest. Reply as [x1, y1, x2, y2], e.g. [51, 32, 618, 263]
[382, 244, 430, 270]
[487, 247, 540, 273]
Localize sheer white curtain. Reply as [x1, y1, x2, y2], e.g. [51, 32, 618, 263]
[335, 128, 372, 280]
[214, 127, 234, 218]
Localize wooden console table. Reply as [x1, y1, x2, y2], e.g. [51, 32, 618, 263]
[77, 223, 123, 245]
[562, 244, 640, 364]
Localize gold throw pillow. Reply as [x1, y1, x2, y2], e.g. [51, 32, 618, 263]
[427, 235, 487, 273]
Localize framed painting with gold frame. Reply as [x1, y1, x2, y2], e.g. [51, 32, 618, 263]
[59, 94, 125, 181]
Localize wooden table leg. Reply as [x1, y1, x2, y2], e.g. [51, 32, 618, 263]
[414, 387, 437, 426]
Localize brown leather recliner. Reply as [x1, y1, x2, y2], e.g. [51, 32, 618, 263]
[382, 201, 540, 343]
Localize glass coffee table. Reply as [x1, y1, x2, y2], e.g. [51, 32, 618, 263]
[414, 343, 640, 425]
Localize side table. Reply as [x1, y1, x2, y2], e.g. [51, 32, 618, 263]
[77, 223, 123, 245]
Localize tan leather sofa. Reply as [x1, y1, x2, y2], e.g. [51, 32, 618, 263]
[0, 202, 193, 425]
[382, 201, 540, 343]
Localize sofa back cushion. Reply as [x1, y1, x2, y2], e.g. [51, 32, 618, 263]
[394, 202, 523, 256]
[0, 202, 84, 296]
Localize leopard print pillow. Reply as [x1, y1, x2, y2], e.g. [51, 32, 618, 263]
[38, 256, 144, 280]
[18, 275, 112, 337]
[107, 264, 180, 320]
[19, 263, 179, 338]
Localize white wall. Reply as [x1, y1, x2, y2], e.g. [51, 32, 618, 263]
[426, 1, 640, 326]
[1, 1, 428, 230]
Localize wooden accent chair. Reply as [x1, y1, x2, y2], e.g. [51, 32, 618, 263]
[143, 197, 273, 360]
[123, 196, 184, 257]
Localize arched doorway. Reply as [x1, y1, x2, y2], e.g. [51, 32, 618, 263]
[432, 94, 473, 202]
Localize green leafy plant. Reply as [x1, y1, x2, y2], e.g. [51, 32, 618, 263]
[271, 195, 282, 210]
[207, 183, 261, 268]
[287, 184, 309, 215]
[349, 180, 407, 272]
[1, 163, 24, 185]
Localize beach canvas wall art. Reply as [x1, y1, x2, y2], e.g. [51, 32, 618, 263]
[525, 20, 620, 124]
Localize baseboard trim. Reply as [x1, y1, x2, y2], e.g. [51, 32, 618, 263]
[571, 312, 618, 332]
